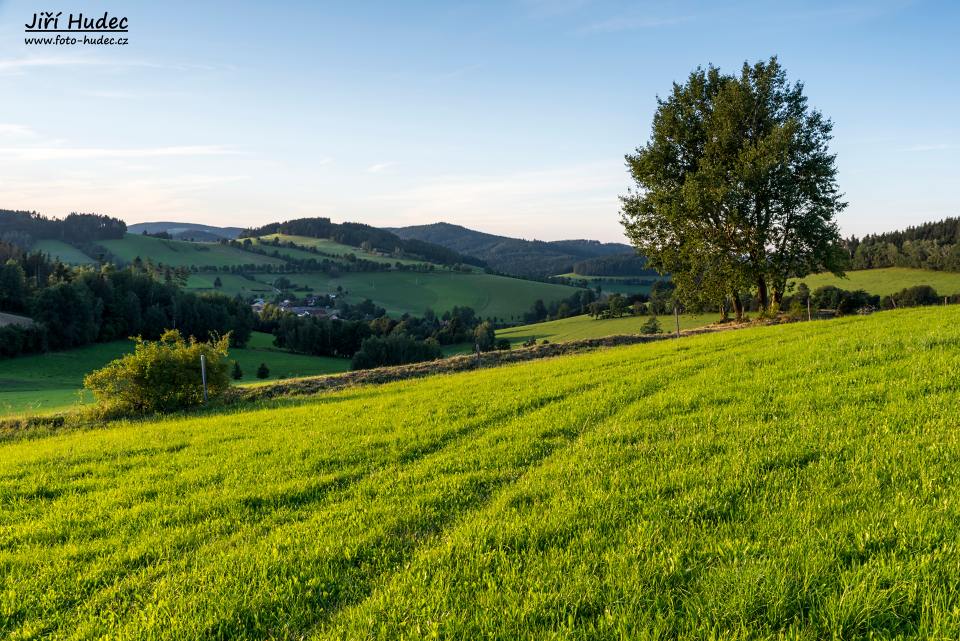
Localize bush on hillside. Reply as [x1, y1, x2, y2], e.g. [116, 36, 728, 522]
[881, 285, 940, 309]
[810, 286, 880, 315]
[84, 329, 230, 416]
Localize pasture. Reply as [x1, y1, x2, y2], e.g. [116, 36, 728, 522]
[793, 267, 960, 297]
[30, 239, 96, 265]
[255, 234, 435, 267]
[497, 312, 719, 345]
[2, 307, 960, 638]
[0, 332, 349, 417]
[97, 234, 286, 268]
[279, 271, 580, 320]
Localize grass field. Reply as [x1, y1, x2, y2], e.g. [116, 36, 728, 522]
[793, 267, 960, 297]
[497, 312, 720, 345]
[2, 307, 960, 638]
[0, 332, 349, 416]
[281, 271, 580, 320]
[97, 234, 287, 268]
[30, 239, 96, 265]
[183, 273, 277, 298]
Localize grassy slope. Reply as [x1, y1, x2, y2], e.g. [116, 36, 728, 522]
[3, 307, 960, 638]
[284, 271, 580, 320]
[98, 234, 286, 268]
[0, 332, 349, 416]
[497, 312, 719, 345]
[183, 273, 277, 298]
[794, 267, 960, 297]
[30, 239, 96, 265]
[257, 233, 433, 267]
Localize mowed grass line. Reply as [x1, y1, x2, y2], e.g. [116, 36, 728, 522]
[2, 308, 960, 638]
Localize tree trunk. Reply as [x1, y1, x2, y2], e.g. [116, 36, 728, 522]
[757, 276, 769, 311]
[719, 301, 729, 321]
[773, 287, 784, 307]
[731, 291, 744, 322]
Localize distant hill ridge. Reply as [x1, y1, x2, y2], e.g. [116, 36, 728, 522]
[127, 222, 243, 241]
[389, 222, 636, 277]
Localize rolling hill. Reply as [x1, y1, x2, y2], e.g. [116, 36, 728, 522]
[126, 222, 244, 240]
[3, 307, 960, 638]
[97, 233, 287, 268]
[390, 222, 634, 277]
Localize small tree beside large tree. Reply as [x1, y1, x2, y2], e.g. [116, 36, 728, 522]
[621, 57, 847, 319]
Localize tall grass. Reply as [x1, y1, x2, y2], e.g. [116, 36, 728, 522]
[2, 307, 959, 639]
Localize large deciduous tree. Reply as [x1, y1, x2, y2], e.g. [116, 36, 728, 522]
[621, 57, 847, 318]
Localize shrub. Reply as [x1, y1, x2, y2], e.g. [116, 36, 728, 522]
[495, 338, 511, 351]
[640, 316, 662, 335]
[256, 363, 270, 379]
[881, 285, 940, 309]
[83, 329, 230, 416]
[810, 286, 880, 315]
[232, 361, 243, 380]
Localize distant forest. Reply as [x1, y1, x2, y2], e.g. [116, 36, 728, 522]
[240, 217, 485, 268]
[0, 210, 126, 248]
[847, 217, 960, 271]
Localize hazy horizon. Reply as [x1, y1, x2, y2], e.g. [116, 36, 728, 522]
[1, 0, 957, 243]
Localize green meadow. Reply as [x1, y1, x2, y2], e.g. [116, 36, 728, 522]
[30, 239, 96, 265]
[97, 234, 287, 268]
[255, 234, 436, 267]
[793, 267, 960, 297]
[497, 312, 719, 345]
[277, 270, 580, 320]
[2, 307, 960, 638]
[0, 332, 349, 417]
[555, 273, 666, 295]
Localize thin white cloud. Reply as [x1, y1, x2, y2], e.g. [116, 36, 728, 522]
[366, 161, 397, 173]
[0, 123, 35, 137]
[581, 14, 692, 33]
[0, 145, 241, 160]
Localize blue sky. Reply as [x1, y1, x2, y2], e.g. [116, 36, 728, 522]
[0, 0, 956, 242]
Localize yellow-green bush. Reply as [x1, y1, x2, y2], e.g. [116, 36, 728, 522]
[84, 329, 230, 416]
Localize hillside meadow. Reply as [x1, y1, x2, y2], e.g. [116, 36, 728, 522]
[497, 312, 719, 345]
[0, 332, 349, 417]
[2, 307, 960, 638]
[792, 267, 960, 297]
[278, 271, 580, 320]
[97, 234, 287, 268]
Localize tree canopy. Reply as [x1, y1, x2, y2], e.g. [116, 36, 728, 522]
[621, 57, 847, 317]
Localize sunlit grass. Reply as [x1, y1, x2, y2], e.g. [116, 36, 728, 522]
[2, 307, 960, 638]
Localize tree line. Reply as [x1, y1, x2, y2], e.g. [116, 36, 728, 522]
[846, 218, 960, 272]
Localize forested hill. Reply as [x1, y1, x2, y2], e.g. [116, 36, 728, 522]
[241, 217, 484, 268]
[0, 210, 126, 247]
[389, 222, 634, 277]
